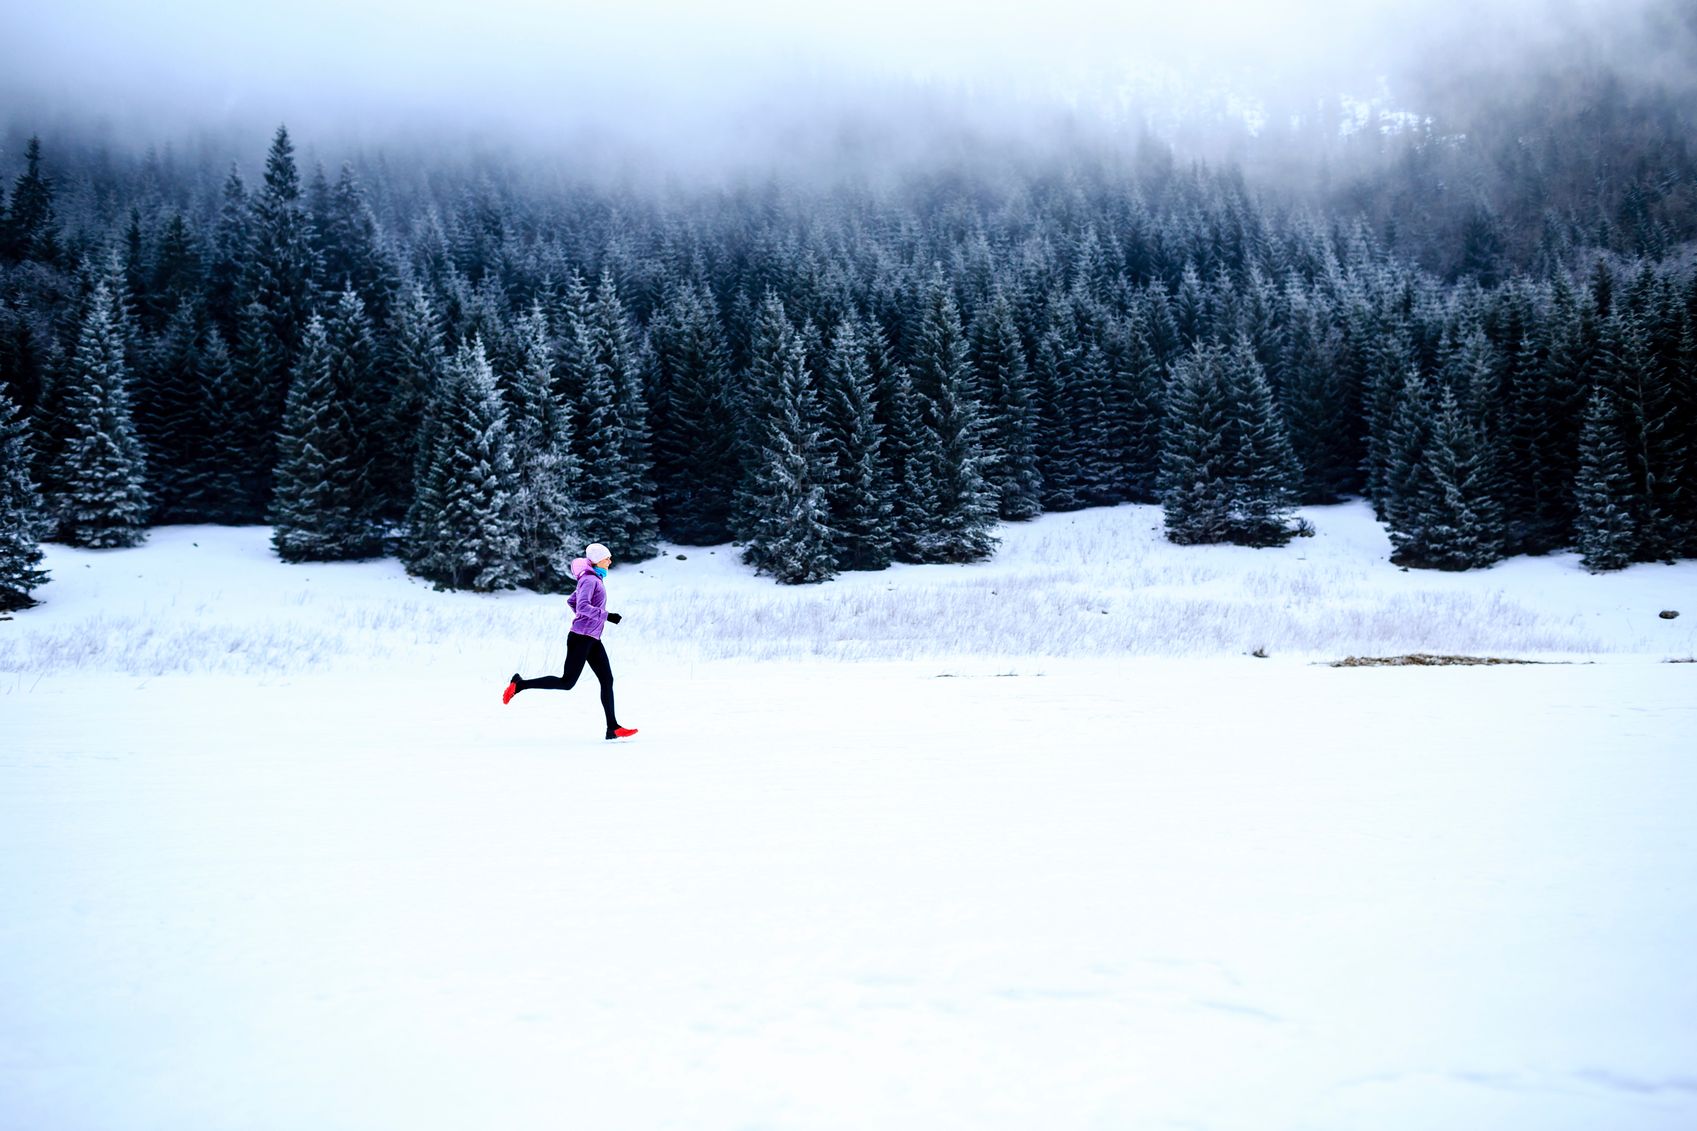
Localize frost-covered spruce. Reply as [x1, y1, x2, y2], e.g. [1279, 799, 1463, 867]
[175, 328, 250, 523]
[910, 278, 998, 563]
[648, 281, 738, 544]
[1221, 337, 1301, 546]
[54, 283, 150, 548]
[739, 302, 838, 584]
[970, 290, 1042, 521]
[0, 391, 50, 610]
[270, 313, 378, 562]
[821, 315, 894, 571]
[404, 338, 522, 591]
[562, 274, 657, 561]
[1406, 386, 1506, 570]
[1574, 388, 1637, 572]
[1033, 303, 1086, 512]
[508, 302, 582, 591]
[1158, 342, 1234, 544]
[1383, 369, 1437, 563]
[1158, 339, 1301, 547]
[382, 283, 448, 512]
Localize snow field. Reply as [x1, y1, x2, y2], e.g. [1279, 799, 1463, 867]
[3, 661, 1695, 1130]
[2, 501, 1695, 1129]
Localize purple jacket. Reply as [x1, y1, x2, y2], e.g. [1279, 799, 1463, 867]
[567, 557, 608, 638]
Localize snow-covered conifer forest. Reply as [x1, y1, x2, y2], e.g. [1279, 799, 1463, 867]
[5, 12, 1697, 601]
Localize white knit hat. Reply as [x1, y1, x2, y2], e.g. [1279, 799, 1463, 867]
[585, 542, 612, 564]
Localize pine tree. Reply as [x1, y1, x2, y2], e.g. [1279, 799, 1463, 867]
[1574, 388, 1637, 572]
[508, 303, 582, 590]
[2, 137, 61, 265]
[0, 390, 50, 610]
[970, 290, 1042, 520]
[1102, 310, 1166, 504]
[1032, 300, 1086, 511]
[1383, 369, 1437, 561]
[1601, 308, 1682, 562]
[229, 299, 288, 517]
[404, 339, 522, 590]
[911, 278, 998, 563]
[322, 288, 382, 520]
[1158, 340, 1301, 547]
[381, 284, 448, 517]
[821, 315, 895, 570]
[1222, 338, 1303, 547]
[648, 282, 738, 543]
[239, 126, 320, 507]
[569, 274, 659, 560]
[175, 328, 249, 523]
[54, 284, 150, 548]
[136, 302, 206, 522]
[1158, 344, 1234, 545]
[1278, 283, 1353, 502]
[1408, 386, 1507, 570]
[740, 312, 839, 584]
[270, 314, 378, 561]
[204, 166, 251, 343]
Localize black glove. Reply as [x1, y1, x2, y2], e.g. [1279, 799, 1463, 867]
[606, 612, 622, 625]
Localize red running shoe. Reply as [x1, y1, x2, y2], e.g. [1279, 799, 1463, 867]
[503, 675, 520, 705]
[606, 726, 639, 740]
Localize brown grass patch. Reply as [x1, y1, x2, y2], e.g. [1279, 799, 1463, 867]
[1330, 653, 1550, 668]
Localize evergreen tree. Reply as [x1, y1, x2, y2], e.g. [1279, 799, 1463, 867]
[1032, 299, 1087, 511]
[175, 328, 249, 522]
[404, 339, 522, 590]
[970, 290, 1042, 519]
[322, 287, 382, 519]
[1158, 340, 1301, 547]
[2, 137, 61, 265]
[1278, 283, 1354, 502]
[1101, 310, 1166, 504]
[1223, 338, 1303, 547]
[1383, 368, 1437, 560]
[910, 278, 998, 562]
[381, 284, 448, 517]
[648, 282, 737, 543]
[740, 310, 839, 584]
[204, 166, 251, 343]
[148, 212, 202, 327]
[1158, 344, 1234, 545]
[508, 303, 582, 590]
[136, 302, 206, 521]
[1574, 388, 1637, 572]
[53, 284, 150, 548]
[1600, 308, 1682, 562]
[270, 314, 378, 561]
[571, 274, 659, 559]
[821, 315, 894, 570]
[239, 126, 320, 506]
[0, 390, 50, 610]
[1404, 386, 1507, 570]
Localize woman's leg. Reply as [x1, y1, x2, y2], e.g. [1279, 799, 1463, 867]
[585, 639, 618, 730]
[516, 633, 593, 691]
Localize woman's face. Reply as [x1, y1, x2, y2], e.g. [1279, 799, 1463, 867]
[597, 556, 613, 570]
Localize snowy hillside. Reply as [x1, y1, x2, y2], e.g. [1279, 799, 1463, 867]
[3, 503, 1695, 1131]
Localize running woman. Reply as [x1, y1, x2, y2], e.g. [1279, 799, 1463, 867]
[503, 542, 638, 740]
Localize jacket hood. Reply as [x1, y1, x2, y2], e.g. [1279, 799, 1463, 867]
[570, 557, 594, 579]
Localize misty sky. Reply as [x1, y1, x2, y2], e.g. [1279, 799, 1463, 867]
[0, 0, 1646, 164]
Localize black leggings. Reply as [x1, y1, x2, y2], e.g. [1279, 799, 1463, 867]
[516, 632, 617, 728]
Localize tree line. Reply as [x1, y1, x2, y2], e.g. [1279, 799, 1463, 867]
[2, 123, 1695, 610]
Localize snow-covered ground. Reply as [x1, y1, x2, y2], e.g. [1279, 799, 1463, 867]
[3, 503, 1694, 1130]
